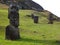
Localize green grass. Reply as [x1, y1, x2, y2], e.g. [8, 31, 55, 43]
[0, 8, 60, 45]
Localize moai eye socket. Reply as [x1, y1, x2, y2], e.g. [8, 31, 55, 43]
[11, 6, 18, 11]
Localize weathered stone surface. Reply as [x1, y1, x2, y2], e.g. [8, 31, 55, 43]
[31, 14, 34, 19]
[33, 16, 39, 23]
[8, 4, 19, 27]
[48, 13, 54, 24]
[6, 25, 20, 40]
[8, 12, 19, 27]
[6, 3, 20, 40]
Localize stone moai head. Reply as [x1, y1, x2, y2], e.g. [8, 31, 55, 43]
[48, 13, 54, 24]
[9, 3, 19, 13]
[8, 3, 19, 27]
[31, 14, 34, 19]
[34, 16, 39, 23]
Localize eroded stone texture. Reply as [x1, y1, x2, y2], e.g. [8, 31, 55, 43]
[6, 25, 20, 40]
[31, 14, 34, 19]
[33, 16, 39, 23]
[48, 13, 54, 24]
[6, 3, 20, 40]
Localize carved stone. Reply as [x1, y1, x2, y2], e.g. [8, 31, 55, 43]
[31, 14, 34, 19]
[33, 16, 39, 23]
[48, 13, 54, 24]
[6, 3, 20, 40]
[6, 25, 20, 40]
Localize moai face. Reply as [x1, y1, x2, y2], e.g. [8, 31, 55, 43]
[8, 4, 19, 27]
[9, 4, 19, 13]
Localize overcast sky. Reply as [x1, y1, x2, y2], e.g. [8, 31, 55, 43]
[33, 0, 60, 17]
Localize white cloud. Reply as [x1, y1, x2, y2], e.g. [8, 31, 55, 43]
[33, 0, 60, 17]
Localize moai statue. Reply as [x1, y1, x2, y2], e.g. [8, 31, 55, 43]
[31, 14, 34, 19]
[33, 16, 39, 23]
[6, 3, 20, 40]
[48, 13, 54, 24]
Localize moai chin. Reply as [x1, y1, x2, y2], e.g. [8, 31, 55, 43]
[6, 3, 20, 40]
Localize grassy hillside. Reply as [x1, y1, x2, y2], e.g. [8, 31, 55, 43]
[0, 3, 8, 9]
[0, 4, 60, 45]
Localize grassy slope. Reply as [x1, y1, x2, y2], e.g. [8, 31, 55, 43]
[0, 4, 60, 45]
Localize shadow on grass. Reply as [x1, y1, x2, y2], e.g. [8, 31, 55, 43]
[17, 38, 60, 45]
[0, 26, 60, 45]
